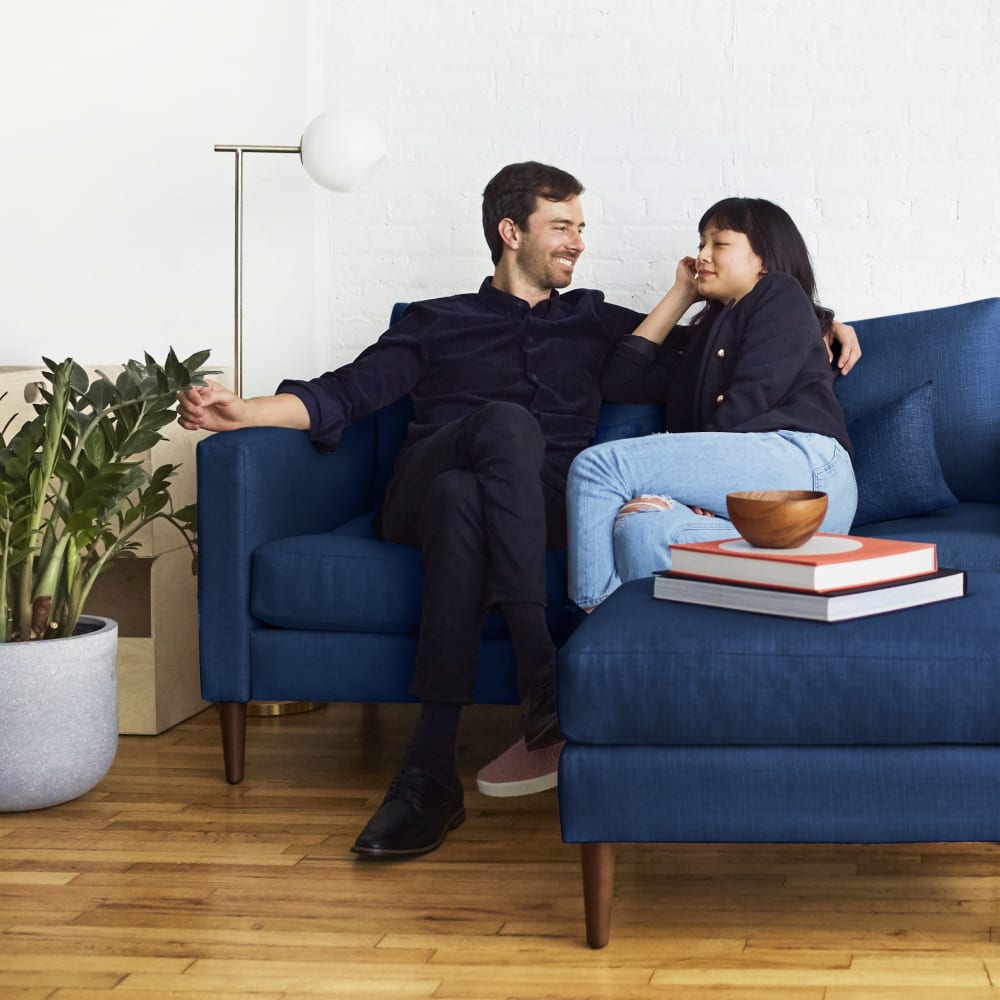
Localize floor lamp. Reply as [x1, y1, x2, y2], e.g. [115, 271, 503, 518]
[215, 109, 386, 397]
[215, 110, 385, 715]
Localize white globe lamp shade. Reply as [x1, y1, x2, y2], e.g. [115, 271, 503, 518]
[300, 110, 386, 192]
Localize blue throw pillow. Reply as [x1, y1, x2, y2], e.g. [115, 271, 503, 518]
[847, 380, 958, 526]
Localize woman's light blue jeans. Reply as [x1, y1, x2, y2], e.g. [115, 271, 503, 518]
[567, 430, 858, 609]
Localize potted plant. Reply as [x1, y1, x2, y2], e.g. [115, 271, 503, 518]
[0, 350, 213, 811]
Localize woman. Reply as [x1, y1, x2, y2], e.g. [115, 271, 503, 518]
[567, 197, 858, 610]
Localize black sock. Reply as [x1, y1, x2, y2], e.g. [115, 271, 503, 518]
[401, 700, 463, 779]
[502, 601, 556, 698]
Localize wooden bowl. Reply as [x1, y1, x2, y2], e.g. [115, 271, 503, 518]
[725, 490, 829, 548]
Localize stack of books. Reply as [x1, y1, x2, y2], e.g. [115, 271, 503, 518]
[654, 533, 966, 622]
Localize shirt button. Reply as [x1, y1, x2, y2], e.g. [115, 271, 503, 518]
[716, 348, 726, 358]
[716, 394, 725, 404]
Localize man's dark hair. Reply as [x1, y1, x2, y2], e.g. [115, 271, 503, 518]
[698, 197, 834, 331]
[482, 161, 585, 265]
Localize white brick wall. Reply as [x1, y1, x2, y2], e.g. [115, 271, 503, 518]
[313, 0, 1000, 371]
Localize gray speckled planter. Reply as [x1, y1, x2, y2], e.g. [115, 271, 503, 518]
[0, 616, 118, 812]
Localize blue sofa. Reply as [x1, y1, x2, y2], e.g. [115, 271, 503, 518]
[196, 297, 1000, 785]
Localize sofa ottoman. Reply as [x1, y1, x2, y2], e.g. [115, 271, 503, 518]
[557, 572, 1000, 947]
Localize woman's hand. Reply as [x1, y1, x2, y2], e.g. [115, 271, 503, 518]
[674, 255, 701, 305]
[630, 257, 702, 345]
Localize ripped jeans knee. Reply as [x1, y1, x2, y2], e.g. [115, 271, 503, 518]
[614, 494, 672, 526]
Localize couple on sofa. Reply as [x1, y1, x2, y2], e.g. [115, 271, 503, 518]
[177, 160, 860, 860]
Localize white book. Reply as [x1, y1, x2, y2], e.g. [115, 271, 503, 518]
[653, 568, 966, 622]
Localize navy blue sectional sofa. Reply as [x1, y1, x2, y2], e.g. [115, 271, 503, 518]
[554, 296, 1000, 946]
[196, 297, 1000, 791]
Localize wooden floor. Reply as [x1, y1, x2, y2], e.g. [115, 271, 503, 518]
[2, 702, 1000, 999]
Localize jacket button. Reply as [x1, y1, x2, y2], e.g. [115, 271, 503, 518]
[716, 348, 726, 358]
[716, 394, 725, 404]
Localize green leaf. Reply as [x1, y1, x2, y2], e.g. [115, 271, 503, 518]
[142, 411, 179, 434]
[182, 349, 212, 372]
[174, 503, 197, 521]
[85, 374, 118, 410]
[54, 457, 86, 497]
[119, 429, 164, 457]
[81, 430, 108, 468]
[164, 348, 187, 387]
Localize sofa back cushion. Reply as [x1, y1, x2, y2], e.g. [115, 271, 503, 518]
[846, 380, 958, 526]
[834, 297, 1000, 503]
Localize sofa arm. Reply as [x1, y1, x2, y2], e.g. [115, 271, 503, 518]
[196, 419, 378, 701]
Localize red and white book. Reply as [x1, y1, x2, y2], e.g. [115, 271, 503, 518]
[668, 533, 938, 593]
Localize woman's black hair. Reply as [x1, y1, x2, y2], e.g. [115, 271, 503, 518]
[697, 197, 834, 331]
[482, 161, 584, 265]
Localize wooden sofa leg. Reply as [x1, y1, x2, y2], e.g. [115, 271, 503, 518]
[581, 842, 615, 949]
[218, 702, 248, 784]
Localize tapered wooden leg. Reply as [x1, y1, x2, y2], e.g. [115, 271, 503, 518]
[218, 702, 248, 784]
[581, 842, 615, 949]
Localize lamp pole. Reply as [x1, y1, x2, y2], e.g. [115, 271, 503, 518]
[213, 140, 326, 719]
[214, 144, 302, 398]
[211, 114, 385, 718]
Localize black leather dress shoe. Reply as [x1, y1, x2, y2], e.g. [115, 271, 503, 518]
[522, 672, 562, 751]
[351, 766, 465, 859]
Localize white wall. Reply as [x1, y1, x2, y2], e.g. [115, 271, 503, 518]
[0, 0, 316, 396]
[3, 1, 998, 395]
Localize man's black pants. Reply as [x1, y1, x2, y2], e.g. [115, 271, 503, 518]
[378, 401, 567, 704]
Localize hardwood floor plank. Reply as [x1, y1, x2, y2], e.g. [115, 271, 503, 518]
[2, 923, 418, 961]
[650, 953, 993, 988]
[0, 874, 76, 886]
[3, 957, 190, 975]
[51, 991, 291, 1000]
[118, 972, 441, 996]
[827, 990, 1000, 999]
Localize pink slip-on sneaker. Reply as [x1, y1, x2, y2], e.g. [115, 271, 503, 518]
[476, 737, 564, 798]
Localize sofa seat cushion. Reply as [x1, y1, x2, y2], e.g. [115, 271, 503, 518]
[853, 502, 1000, 573]
[251, 512, 574, 637]
[558, 573, 1000, 747]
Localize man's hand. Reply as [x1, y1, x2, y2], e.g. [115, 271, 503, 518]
[176, 382, 311, 433]
[176, 380, 249, 432]
[826, 320, 862, 375]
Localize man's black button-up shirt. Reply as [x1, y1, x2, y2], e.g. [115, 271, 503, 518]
[278, 278, 644, 476]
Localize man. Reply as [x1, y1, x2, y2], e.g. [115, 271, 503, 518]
[178, 162, 861, 860]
